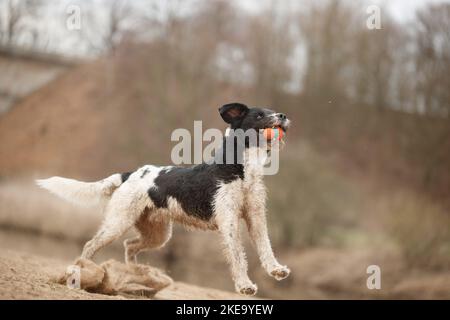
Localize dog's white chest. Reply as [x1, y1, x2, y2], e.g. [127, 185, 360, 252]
[243, 147, 266, 190]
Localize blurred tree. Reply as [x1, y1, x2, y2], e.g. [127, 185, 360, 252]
[244, 2, 295, 105]
[83, 0, 132, 54]
[298, 0, 358, 103]
[352, 15, 403, 111]
[415, 4, 450, 116]
[0, 0, 44, 49]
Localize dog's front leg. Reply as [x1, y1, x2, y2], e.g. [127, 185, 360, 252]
[244, 184, 290, 281]
[215, 193, 257, 296]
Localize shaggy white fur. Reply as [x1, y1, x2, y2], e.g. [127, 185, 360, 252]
[36, 104, 291, 296]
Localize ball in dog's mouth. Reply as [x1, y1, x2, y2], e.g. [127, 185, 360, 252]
[263, 126, 286, 142]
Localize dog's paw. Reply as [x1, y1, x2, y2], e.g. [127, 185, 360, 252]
[237, 283, 258, 296]
[270, 265, 290, 281]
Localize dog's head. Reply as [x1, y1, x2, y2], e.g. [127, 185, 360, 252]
[219, 102, 290, 137]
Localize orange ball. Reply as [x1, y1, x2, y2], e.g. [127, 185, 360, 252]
[263, 127, 284, 141]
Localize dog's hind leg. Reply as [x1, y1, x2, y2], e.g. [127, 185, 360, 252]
[124, 212, 173, 264]
[81, 186, 147, 260]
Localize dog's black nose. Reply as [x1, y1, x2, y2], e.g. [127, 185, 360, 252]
[277, 113, 287, 120]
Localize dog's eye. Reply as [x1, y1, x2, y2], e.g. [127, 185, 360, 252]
[256, 113, 264, 120]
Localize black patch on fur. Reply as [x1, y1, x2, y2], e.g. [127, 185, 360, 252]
[147, 164, 243, 221]
[121, 171, 133, 183]
[140, 168, 150, 178]
[144, 104, 289, 222]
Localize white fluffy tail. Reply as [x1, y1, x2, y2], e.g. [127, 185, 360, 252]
[36, 173, 123, 206]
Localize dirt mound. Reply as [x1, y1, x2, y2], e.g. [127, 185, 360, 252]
[0, 59, 114, 179]
[0, 249, 250, 300]
[0, 45, 230, 180]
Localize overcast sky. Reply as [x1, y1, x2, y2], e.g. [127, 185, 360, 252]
[237, 0, 450, 21]
[9, 0, 450, 57]
[370, 0, 450, 20]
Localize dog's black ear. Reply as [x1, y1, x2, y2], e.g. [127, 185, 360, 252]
[219, 103, 249, 124]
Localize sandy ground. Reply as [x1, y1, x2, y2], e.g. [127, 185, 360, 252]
[0, 249, 250, 300]
[1, 182, 449, 300]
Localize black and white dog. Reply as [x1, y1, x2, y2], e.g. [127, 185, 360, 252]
[37, 103, 291, 296]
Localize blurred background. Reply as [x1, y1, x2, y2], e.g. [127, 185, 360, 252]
[0, 0, 449, 299]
